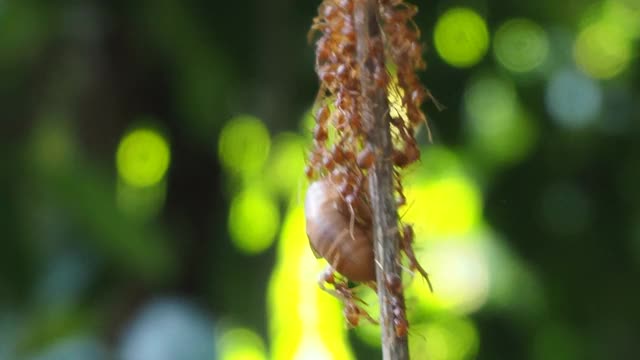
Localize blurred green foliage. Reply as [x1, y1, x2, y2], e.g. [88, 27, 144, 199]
[1, 0, 639, 359]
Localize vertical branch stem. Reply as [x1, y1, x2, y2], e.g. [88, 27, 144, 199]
[354, 0, 410, 359]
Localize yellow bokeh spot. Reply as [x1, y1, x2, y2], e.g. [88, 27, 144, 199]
[404, 176, 482, 238]
[228, 187, 279, 255]
[293, 337, 334, 360]
[265, 133, 306, 199]
[404, 146, 465, 185]
[605, 0, 640, 39]
[412, 241, 490, 315]
[218, 115, 271, 177]
[464, 74, 518, 127]
[116, 128, 170, 188]
[464, 74, 537, 165]
[299, 109, 316, 137]
[581, 1, 640, 40]
[218, 328, 267, 360]
[268, 206, 354, 360]
[574, 22, 632, 79]
[434, 8, 490, 68]
[410, 316, 479, 360]
[494, 18, 549, 73]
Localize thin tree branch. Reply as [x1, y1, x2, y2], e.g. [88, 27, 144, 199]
[354, 0, 410, 359]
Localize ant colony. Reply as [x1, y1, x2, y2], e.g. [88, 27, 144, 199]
[304, 0, 434, 336]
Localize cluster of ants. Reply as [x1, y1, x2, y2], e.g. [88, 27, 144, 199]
[304, 0, 433, 337]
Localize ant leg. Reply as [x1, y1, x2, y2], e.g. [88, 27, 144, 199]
[359, 306, 379, 325]
[348, 200, 356, 242]
[344, 298, 378, 327]
[400, 227, 434, 292]
[318, 264, 366, 304]
[365, 281, 377, 293]
[318, 267, 377, 327]
[318, 266, 344, 299]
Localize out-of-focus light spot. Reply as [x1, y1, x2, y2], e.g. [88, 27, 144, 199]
[603, 0, 640, 39]
[117, 128, 170, 188]
[494, 18, 549, 73]
[265, 133, 306, 199]
[116, 180, 166, 221]
[545, 69, 601, 129]
[299, 109, 315, 137]
[119, 298, 215, 360]
[464, 74, 537, 165]
[434, 8, 489, 68]
[405, 146, 464, 184]
[218, 328, 267, 360]
[268, 207, 353, 360]
[412, 241, 490, 315]
[465, 73, 518, 124]
[409, 316, 479, 360]
[470, 110, 537, 166]
[532, 322, 583, 360]
[228, 187, 279, 255]
[218, 115, 270, 177]
[293, 337, 334, 360]
[539, 182, 591, 237]
[574, 22, 632, 79]
[404, 176, 482, 238]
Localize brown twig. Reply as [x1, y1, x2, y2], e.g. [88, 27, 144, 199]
[354, 0, 410, 359]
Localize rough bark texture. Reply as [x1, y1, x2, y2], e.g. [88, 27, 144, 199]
[354, 0, 410, 359]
